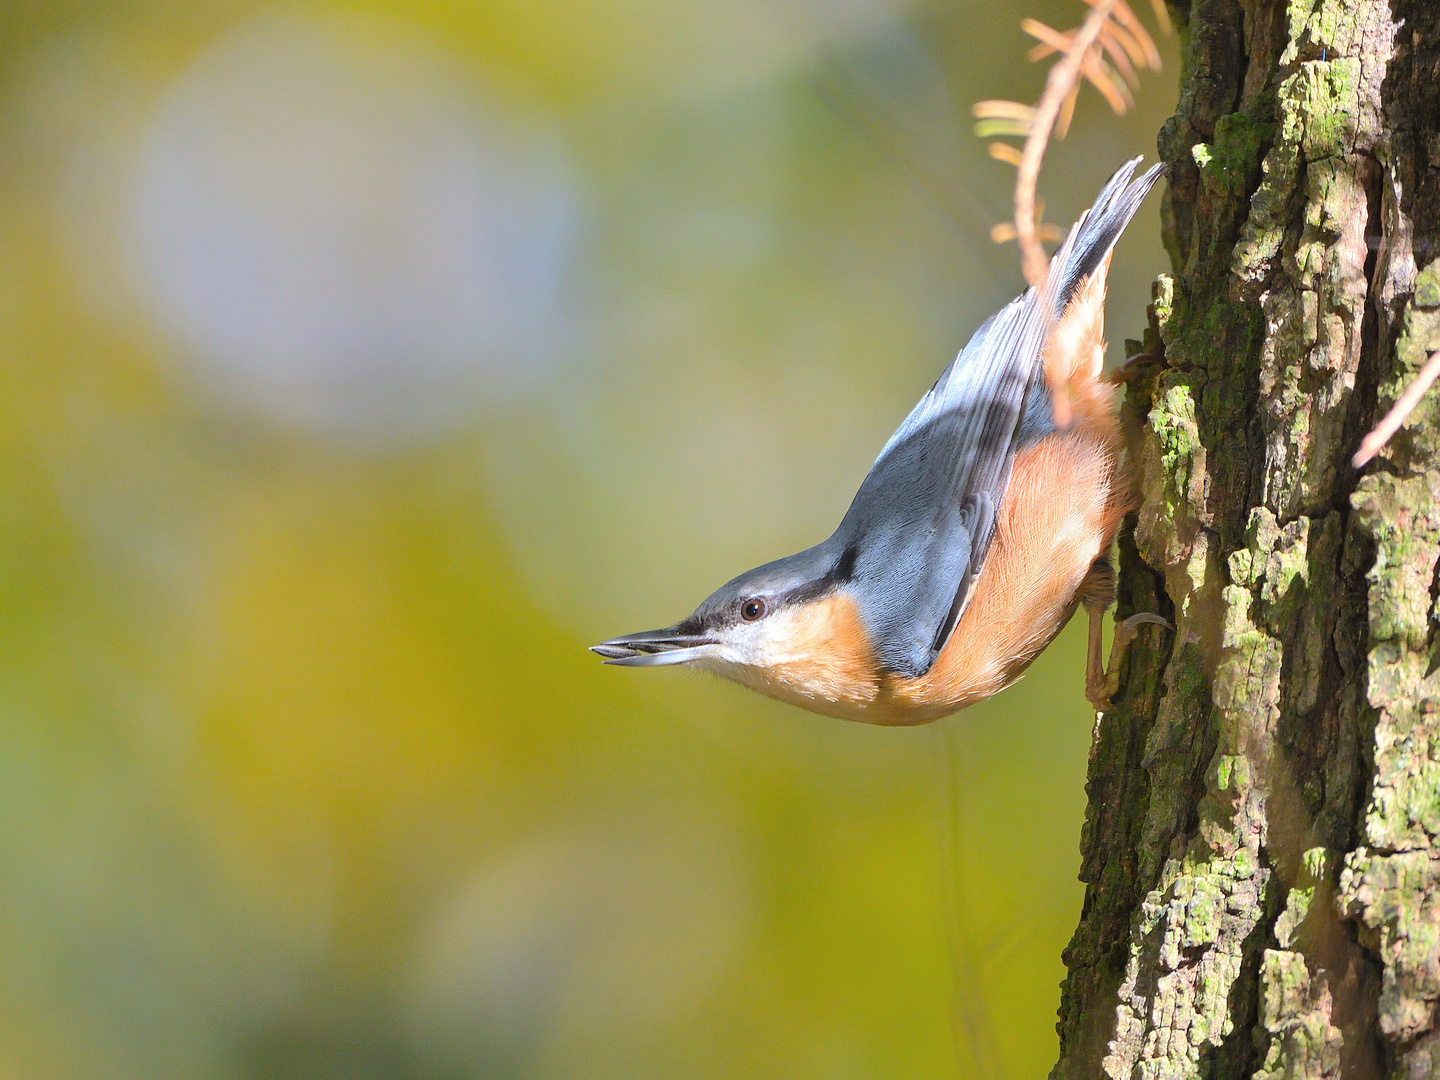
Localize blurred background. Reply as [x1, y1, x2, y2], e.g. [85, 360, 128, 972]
[0, 1, 1174, 1077]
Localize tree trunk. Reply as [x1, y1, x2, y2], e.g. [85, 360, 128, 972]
[1050, 1, 1440, 1077]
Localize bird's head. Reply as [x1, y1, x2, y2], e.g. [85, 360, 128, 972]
[591, 542, 879, 715]
[592, 543, 839, 670]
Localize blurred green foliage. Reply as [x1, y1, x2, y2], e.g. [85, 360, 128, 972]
[0, 1, 1174, 1077]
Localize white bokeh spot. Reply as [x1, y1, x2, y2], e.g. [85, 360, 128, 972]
[129, 10, 575, 446]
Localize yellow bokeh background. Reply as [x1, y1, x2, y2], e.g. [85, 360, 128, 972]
[0, 2, 1175, 1077]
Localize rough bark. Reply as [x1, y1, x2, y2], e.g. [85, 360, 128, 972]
[1051, 0, 1440, 1077]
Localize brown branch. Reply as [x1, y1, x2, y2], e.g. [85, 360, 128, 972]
[1143, 0, 1171, 38]
[1014, 0, 1121, 288]
[988, 141, 1024, 166]
[1097, 22, 1141, 89]
[1055, 81, 1081, 139]
[1024, 24, 1133, 113]
[1084, 0, 1162, 68]
[1353, 349, 1440, 466]
[978, 0, 1167, 421]
[1099, 16, 1153, 71]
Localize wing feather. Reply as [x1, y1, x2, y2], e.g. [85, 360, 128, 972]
[835, 158, 1164, 677]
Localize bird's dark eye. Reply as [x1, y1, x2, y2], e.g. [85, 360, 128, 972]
[740, 598, 766, 622]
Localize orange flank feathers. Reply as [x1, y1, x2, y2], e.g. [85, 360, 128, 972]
[878, 258, 1125, 722]
[721, 259, 1128, 726]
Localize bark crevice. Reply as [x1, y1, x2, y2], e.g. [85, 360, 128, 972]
[1050, 0, 1440, 1076]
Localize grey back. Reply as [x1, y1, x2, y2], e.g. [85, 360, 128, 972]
[832, 158, 1165, 678]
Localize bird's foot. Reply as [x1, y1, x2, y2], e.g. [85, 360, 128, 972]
[1085, 611, 1172, 712]
[1104, 352, 1161, 385]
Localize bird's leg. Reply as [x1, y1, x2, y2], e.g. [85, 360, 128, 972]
[1104, 352, 1160, 385]
[1088, 611, 1173, 711]
[1086, 605, 1106, 709]
[1078, 557, 1172, 712]
[1079, 558, 1116, 709]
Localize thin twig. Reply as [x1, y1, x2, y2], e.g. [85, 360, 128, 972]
[930, 723, 1007, 1080]
[1014, 0, 1121, 287]
[1084, 0, 1163, 68]
[1097, 23, 1141, 88]
[1025, 20, 1133, 110]
[1353, 349, 1440, 467]
[1055, 81, 1081, 139]
[1145, 0, 1172, 38]
[989, 141, 1024, 166]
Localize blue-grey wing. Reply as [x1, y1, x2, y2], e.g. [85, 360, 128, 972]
[834, 295, 1046, 677]
[834, 158, 1164, 678]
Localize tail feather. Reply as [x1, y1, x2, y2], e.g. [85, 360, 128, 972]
[1050, 158, 1167, 313]
[839, 157, 1165, 678]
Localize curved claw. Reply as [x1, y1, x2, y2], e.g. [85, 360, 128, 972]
[1086, 610, 1173, 712]
[1119, 612, 1173, 633]
[1104, 352, 1161, 385]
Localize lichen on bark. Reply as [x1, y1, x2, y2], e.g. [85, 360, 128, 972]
[1051, 0, 1440, 1076]
[1338, 257, 1440, 1076]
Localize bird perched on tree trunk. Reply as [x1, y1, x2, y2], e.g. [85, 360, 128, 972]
[593, 158, 1168, 724]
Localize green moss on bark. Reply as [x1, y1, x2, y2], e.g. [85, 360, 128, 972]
[1049, 0, 1440, 1076]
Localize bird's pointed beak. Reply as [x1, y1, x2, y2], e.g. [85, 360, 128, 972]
[590, 627, 718, 667]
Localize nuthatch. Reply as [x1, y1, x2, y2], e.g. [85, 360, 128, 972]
[593, 159, 1168, 724]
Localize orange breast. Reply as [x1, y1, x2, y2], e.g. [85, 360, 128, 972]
[868, 259, 1128, 725]
[870, 380, 1128, 725]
